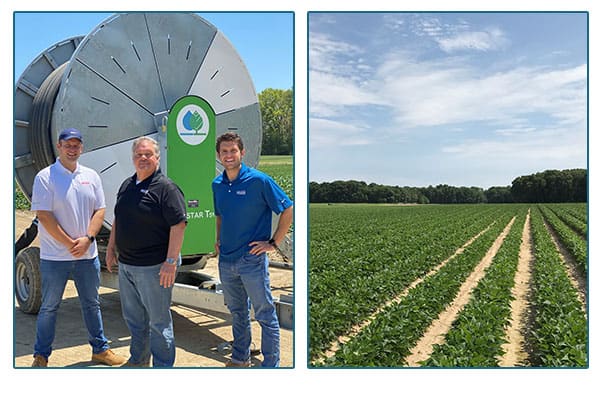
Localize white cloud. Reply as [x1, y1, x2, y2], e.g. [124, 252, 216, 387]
[309, 70, 385, 118]
[413, 16, 444, 37]
[372, 55, 587, 129]
[437, 28, 509, 52]
[382, 14, 405, 33]
[494, 125, 537, 136]
[309, 117, 372, 148]
[309, 31, 386, 118]
[309, 31, 363, 76]
[405, 15, 509, 53]
[441, 124, 586, 162]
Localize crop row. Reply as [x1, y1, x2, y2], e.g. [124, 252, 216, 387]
[547, 203, 587, 237]
[423, 211, 526, 366]
[309, 204, 507, 361]
[529, 207, 587, 367]
[539, 205, 587, 275]
[555, 202, 587, 223]
[324, 210, 515, 366]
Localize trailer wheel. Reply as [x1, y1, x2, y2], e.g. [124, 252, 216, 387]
[15, 247, 42, 314]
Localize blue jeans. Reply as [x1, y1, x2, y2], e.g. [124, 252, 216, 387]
[118, 262, 175, 367]
[34, 257, 109, 359]
[219, 252, 280, 367]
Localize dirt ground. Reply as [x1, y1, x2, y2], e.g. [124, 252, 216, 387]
[499, 211, 532, 367]
[13, 210, 294, 368]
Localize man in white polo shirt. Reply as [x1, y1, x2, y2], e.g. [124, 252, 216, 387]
[30, 128, 126, 367]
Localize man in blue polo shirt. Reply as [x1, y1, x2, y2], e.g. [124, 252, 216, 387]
[212, 132, 293, 368]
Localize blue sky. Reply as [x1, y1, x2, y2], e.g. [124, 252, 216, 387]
[309, 12, 588, 188]
[13, 12, 293, 92]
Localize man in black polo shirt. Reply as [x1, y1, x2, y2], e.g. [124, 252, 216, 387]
[106, 136, 187, 367]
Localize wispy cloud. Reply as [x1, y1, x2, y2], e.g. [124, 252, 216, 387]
[437, 28, 509, 52]
[309, 31, 364, 76]
[309, 32, 385, 118]
[311, 18, 586, 131]
[405, 15, 509, 53]
[309, 117, 372, 147]
[441, 125, 586, 162]
[373, 57, 587, 128]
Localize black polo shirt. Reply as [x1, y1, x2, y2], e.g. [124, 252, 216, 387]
[114, 169, 187, 266]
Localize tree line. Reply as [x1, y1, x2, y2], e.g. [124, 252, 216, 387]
[309, 169, 587, 204]
[259, 88, 292, 155]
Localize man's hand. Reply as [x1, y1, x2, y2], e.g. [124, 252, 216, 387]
[249, 240, 275, 256]
[159, 263, 177, 288]
[69, 236, 91, 258]
[105, 248, 118, 273]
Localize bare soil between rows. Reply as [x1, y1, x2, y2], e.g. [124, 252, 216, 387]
[498, 211, 533, 367]
[14, 210, 294, 368]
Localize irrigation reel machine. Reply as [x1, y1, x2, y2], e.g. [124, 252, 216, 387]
[14, 13, 293, 329]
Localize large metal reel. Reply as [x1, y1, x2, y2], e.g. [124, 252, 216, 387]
[56, 12, 262, 227]
[14, 36, 84, 200]
[15, 13, 263, 228]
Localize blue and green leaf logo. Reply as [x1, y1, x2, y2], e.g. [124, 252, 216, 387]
[183, 110, 204, 134]
[170, 96, 214, 146]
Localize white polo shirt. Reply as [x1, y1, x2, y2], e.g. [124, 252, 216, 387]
[31, 159, 106, 261]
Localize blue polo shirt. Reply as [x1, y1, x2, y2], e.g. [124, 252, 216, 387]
[212, 163, 292, 262]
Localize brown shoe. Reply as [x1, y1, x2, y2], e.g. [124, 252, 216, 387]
[121, 359, 151, 367]
[91, 349, 127, 366]
[225, 359, 251, 368]
[32, 354, 47, 367]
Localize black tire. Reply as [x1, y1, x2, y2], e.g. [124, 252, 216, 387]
[15, 247, 42, 314]
[181, 255, 207, 267]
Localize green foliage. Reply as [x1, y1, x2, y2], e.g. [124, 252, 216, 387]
[329, 209, 513, 367]
[14, 184, 30, 210]
[257, 155, 293, 200]
[310, 181, 427, 204]
[258, 88, 293, 155]
[547, 203, 587, 237]
[309, 168, 587, 204]
[539, 205, 587, 274]
[529, 206, 587, 366]
[512, 169, 587, 203]
[310, 204, 588, 367]
[309, 204, 512, 363]
[484, 186, 513, 203]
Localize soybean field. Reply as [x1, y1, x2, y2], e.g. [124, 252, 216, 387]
[308, 203, 588, 367]
[258, 155, 293, 200]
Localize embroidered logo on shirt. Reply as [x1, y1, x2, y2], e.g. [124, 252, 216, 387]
[236, 190, 246, 195]
[80, 181, 91, 185]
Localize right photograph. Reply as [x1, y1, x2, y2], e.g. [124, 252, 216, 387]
[308, 12, 588, 368]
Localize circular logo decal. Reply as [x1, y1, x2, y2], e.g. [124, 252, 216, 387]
[176, 104, 210, 145]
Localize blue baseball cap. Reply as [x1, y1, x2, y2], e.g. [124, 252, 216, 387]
[58, 128, 83, 142]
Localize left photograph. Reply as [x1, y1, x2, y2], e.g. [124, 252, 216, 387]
[14, 11, 294, 368]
